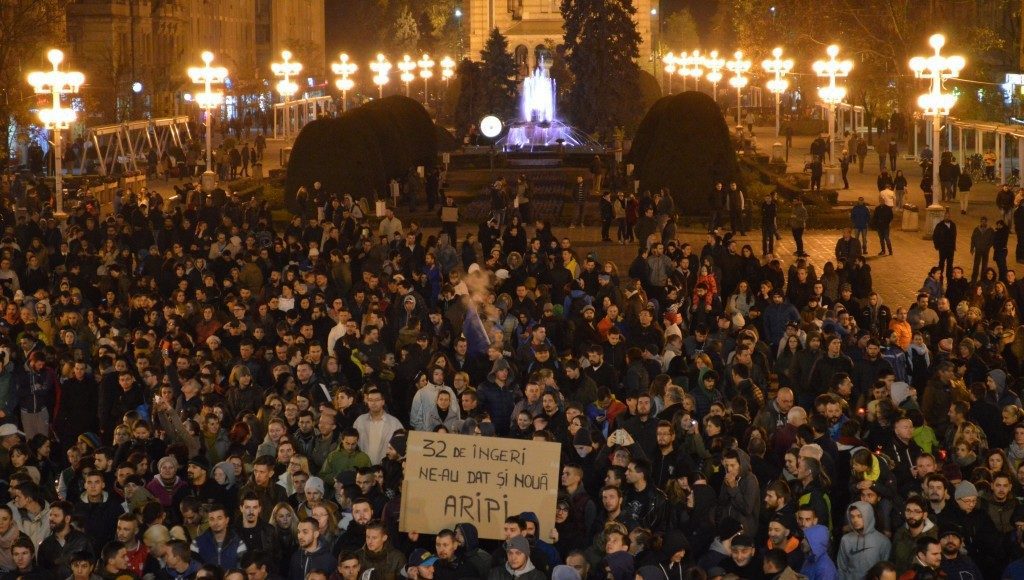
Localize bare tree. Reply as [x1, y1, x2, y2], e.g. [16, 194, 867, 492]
[0, 0, 68, 163]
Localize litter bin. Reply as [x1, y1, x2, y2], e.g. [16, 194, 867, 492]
[923, 204, 946, 240]
[900, 204, 919, 231]
[253, 162, 263, 180]
[772, 142, 784, 161]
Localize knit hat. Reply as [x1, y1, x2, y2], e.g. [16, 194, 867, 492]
[389, 434, 407, 458]
[506, 536, 531, 557]
[731, 534, 754, 548]
[552, 565, 582, 580]
[305, 476, 325, 495]
[187, 456, 210, 471]
[955, 481, 978, 500]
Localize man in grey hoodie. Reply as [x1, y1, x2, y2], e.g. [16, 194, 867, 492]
[837, 500, 891, 580]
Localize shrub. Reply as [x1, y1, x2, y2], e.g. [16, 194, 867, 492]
[627, 91, 741, 215]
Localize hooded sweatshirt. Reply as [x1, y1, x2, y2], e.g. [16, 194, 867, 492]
[455, 523, 493, 578]
[837, 501, 890, 580]
[716, 449, 760, 536]
[800, 524, 837, 580]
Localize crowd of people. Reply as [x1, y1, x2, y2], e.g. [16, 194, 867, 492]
[0, 162, 1022, 580]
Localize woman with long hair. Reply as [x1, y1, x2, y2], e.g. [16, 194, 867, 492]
[270, 502, 298, 572]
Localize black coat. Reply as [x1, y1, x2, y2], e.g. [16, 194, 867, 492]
[933, 220, 957, 253]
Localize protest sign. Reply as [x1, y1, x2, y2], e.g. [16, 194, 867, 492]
[400, 431, 560, 540]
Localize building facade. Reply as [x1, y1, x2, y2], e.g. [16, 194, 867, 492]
[66, 0, 324, 124]
[465, 0, 658, 74]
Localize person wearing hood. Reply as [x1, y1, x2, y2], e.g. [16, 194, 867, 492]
[799, 524, 837, 580]
[290, 517, 337, 580]
[410, 367, 461, 431]
[454, 523, 492, 578]
[433, 528, 478, 580]
[656, 530, 690, 579]
[716, 449, 760, 537]
[477, 359, 518, 436]
[837, 501, 890, 580]
[487, 536, 544, 580]
[518, 512, 559, 571]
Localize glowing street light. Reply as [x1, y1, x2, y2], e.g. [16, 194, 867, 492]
[418, 53, 435, 106]
[272, 50, 302, 137]
[397, 55, 416, 97]
[370, 54, 391, 99]
[187, 51, 227, 192]
[441, 56, 456, 88]
[704, 50, 725, 102]
[27, 48, 84, 219]
[726, 50, 751, 125]
[762, 46, 794, 137]
[813, 44, 853, 165]
[687, 50, 705, 92]
[662, 52, 677, 93]
[332, 53, 358, 112]
[910, 34, 964, 207]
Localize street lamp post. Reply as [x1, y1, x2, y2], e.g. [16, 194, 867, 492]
[188, 51, 228, 193]
[370, 54, 391, 99]
[332, 53, 358, 112]
[762, 47, 794, 137]
[271, 50, 302, 138]
[398, 55, 416, 97]
[27, 48, 83, 220]
[726, 50, 751, 125]
[813, 44, 853, 168]
[662, 52, 677, 94]
[440, 56, 455, 89]
[418, 53, 435, 108]
[704, 50, 725, 102]
[688, 50, 704, 92]
[676, 52, 691, 92]
[910, 34, 965, 208]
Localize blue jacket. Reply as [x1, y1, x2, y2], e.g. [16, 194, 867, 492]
[191, 529, 247, 569]
[801, 525, 838, 580]
[851, 204, 870, 229]
[763, 302, 800, 348]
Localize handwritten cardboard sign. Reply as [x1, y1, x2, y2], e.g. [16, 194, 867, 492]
[400, 431, 561, 540]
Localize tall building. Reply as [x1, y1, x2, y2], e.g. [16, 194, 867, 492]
[65, 0, 325, 124]
[465, 0, 658, 73]
[256, 0, 326, 83]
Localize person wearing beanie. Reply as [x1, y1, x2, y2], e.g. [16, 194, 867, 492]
[487, 536, 543, 580]
[936, 479, 1001, 576]
[186, 455, 232, 512]
[719, 534, 763, 579]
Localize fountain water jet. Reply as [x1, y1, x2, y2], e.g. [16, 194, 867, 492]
[498, 58, 602, 152]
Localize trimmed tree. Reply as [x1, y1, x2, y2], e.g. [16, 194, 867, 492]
[453, 58, 485, 136]
[628, 91, 741, 215]
[478, 28, 518, 120]
[561, 0, 642, 138]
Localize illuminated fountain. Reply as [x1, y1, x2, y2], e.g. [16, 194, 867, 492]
[499, 58, 601, 152]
